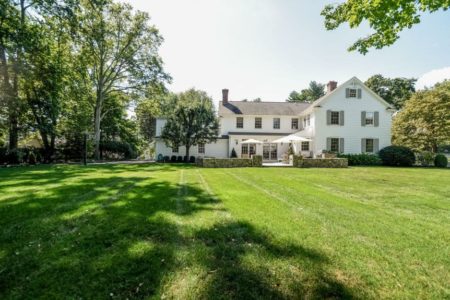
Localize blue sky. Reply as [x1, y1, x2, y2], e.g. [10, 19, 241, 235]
[123, 0, 450, 105]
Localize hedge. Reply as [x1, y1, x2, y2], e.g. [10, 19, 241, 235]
[379, 146, 415, 167]
[299, 158, 348, 168]
[197, 155, 262, 168]
[434, 154, 448, 168]
[337, 153, 381, 166]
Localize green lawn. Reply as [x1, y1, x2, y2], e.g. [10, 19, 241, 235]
[0, 164, 449, 299]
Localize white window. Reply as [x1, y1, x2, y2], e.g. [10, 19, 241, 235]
[255, 117, 262, 129]
[331, 111, 340, 125]
[273, 118, 280, 129]
[236, 117, 243, 128]
[198, 143, 205, 154]
[291, 118, 298, 130]
[330, 138, 339, 152]
[365, 112, 374, 126]
[301, 141, 309, 151]
[241, 144, 248, 155]
[365, 139, 374, 153]
[349, 88, 357, 98]
[172, 146, 178, 153]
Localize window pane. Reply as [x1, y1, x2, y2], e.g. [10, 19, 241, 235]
[273, 118, 280, 129]
[365, 112, 374, 125]
[330, 138, 339, 152]
[301, 141, 309, 151]
[255, 117, 262, 129]
[349, 89, 357, 97]
[241, 144, 248, 154]
[366, 139, 374, 152]
[291, 118, 298, 129]
[331, 111, 340, 125]
[172, 146, 178, 153]
[198, 143, 205, 154]
[236, 117, 243, 128]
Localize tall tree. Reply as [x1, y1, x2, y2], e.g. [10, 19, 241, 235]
[161, 89, 219, 161]
[392, 81, 450, 152]
[365, 75, 416, 109]
[77, 0, 169, 160]
[287, 81, 325, 103]
[322, 0, 450, 54]
[22, 15, 73, 161]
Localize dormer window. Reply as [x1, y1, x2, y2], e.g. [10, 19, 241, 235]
[236, 117, 243, 128]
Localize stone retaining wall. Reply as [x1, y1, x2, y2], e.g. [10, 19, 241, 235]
[197, 155, 263, 168]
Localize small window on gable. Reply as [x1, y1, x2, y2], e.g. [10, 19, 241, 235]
[236, 117, 243, 128]
[349, 88, 357, 98]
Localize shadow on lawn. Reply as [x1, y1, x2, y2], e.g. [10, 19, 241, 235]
[0, 164, 356, 299]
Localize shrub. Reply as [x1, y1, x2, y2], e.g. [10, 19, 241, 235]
[157, 154, 163, 162]
[163, 155, 170, 163]
[189, 156, 196, 163]
[417, 151, 435, 166]
[184, 156, 188, 162]
[337, 153, 381, 166]
[170, 155, 177, 162]
[379, 146, 415, 167]
[6, 149, 24, 165]
[177, 156, 183, 163]
[434, 154, 448, 168]
[230, 148, 237, 158]
[100, 141, 136, 160]
[28, 152, 37, 165]
[0, 147, 7, 164]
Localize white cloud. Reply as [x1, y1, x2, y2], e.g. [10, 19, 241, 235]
[417, 66, 450, 89]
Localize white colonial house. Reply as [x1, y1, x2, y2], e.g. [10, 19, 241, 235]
[155, 77, 395, 162]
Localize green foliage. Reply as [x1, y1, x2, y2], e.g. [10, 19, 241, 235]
[321, 0, 450, 54]
[417, 151, 435, 166]
[393, 81, 450, 152]
[231, 148, 237, 158]
[379, 146, 415, 166]
[161, 89, 219, 158]
[337, 153, 381, 166]
[189, 156, 196, 163]
[365, 75, 416, 109]
[170, 155, 177, 162]
[434, 154, 448, 168]
[100, 141, 136, 160]
[287, 81, 325, 102]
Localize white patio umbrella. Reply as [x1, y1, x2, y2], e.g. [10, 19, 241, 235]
[272, 134, 311, 143]
[239, 138, 263, 144]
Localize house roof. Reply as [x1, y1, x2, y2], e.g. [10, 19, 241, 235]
[300, 76, 394, 115]
[218, 101, 311, 116]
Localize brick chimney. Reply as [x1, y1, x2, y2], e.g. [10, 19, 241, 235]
[327, 81, 337, 93]
[222, 89, 229, 104]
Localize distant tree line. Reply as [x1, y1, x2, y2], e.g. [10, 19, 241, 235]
[0, 0, 170, 162]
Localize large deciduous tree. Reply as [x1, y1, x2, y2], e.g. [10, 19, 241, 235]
[392, 81, 450, 152]
[161, 89, 219, 160]
[287, 81, 325, 102]
[77, 0, 169, 160]
[365, 74, 416, 109]
[321, 0, 450, 54]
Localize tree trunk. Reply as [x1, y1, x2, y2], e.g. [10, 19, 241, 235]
[94, 101, 102, 160]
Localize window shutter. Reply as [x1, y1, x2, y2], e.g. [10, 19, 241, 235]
[361, 111, 366, 126]
[326, 110, 331, 125]
[357, 89, 362, 99]
[361, 138, 366, 153]
[374, 111, 379, 127]
[339, 138, 344, 153]
[340, 111, 344, 126]
[374, 138, 379, 152]
[326, 138, 331, 151]
[345, 88, 350, 98]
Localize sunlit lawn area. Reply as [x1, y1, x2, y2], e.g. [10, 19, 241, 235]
[0, 163, 449, 299]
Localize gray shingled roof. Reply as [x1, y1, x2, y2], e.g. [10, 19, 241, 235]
[218, 101, 311, 116]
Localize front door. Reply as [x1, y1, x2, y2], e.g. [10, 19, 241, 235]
[263, 143, 277, 161]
